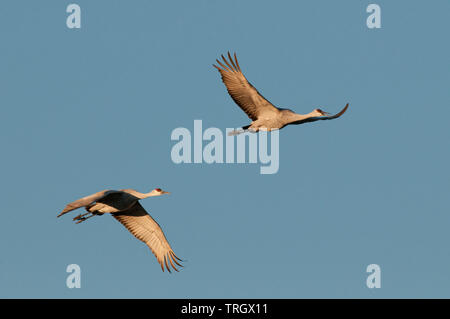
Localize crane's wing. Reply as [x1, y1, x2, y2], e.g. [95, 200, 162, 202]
[58, 190, 120, 217]
[112, 202, 183, 273]
[213, 52, 280, 121]
[291, 103, 349, 125]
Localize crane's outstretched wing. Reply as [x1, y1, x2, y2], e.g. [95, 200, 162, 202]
[213, 52, 280, 121]
[291, 103, 349, 125]
[112, 202, 183, 273]
[58, 190, 120, 217]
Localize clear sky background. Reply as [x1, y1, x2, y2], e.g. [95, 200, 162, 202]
[1, 0, 449, 298]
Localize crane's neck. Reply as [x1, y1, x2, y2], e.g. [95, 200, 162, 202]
[292, 111, 316, 121]
[141, 191, 161, 199]
[123, 189, 159, 199]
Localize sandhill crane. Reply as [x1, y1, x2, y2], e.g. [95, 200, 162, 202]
[213, 52, 349, 135]
[57, 188, 183, 273]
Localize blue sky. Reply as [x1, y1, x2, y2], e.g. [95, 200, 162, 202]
[1, 0, 449, 298]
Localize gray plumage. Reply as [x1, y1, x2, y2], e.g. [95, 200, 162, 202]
[58, 188, 182, 273]
[213, 52, 349, 135]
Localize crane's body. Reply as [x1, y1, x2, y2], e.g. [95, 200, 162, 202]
[213, 52, 349, 135]
[58, 188, 182, 273]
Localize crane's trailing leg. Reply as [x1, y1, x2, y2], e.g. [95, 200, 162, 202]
[228, 125, 252, 136]
[73, 212, 95, 224]
[228, 124, 278, 136]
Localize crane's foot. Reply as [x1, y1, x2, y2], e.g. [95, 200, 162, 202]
[73, 212, 90, 221]
[73, 212, 95, 224]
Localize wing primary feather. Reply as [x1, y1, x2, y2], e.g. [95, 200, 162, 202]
[323, 103, 349, 120]
[171, 251, 184, 262]
[233, 52, 241, 71]
[228, 51, 238, 70]
[168, 255, 179, 272]
[216, 59, 230, 71]
[221, 54, 234, 70]
[164, 255, 171, 273]
[336, 103, 349, 117]
[170, 251, 183, 266]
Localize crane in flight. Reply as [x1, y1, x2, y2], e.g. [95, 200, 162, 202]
[57, 188, 183, 273]
[213, 52, 349, 135]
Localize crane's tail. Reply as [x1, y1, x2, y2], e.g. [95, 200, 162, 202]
[228, 125, 251, 136]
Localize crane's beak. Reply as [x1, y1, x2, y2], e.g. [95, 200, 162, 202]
[162, 191, 171, 195]
[320, 111, 331, 116]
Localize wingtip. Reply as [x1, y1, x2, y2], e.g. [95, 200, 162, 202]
[334, 103, 349, 118]
[172, 252, 184, 262]
[164, 255, 172, 273]
[233, 52, 241, 71]
[221, 54, 235, 71]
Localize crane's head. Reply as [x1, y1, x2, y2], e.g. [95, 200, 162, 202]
[151, 188, 170, 196]
[313, 108, 330, 117]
